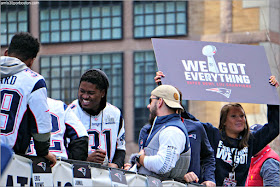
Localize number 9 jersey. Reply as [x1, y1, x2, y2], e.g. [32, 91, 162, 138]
[69, 99, 126, 163]
[0, 56, 52, 154]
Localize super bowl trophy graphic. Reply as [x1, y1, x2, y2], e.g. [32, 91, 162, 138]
[202, 45, 220, 73]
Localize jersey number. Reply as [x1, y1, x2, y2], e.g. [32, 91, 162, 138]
[27, 113, 62, 154]
[0, 89, 22, 134]
[88, 130, 111, 160]
[49, 113, 62, 152]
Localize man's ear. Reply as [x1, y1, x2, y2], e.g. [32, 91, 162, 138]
[4, 49, 8, 56]
[157, 98, 164, 108]
[101, 89, 106, 98]
[25, 58, 35, 68]
[30, 58, 35, 67]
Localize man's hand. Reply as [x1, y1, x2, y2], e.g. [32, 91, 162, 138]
[44, 152, 56, 167]
[123, 163, 132, 170]
[269, 75, 279, 88]
[201, 181, 216, 187]
[154, 71, 165, 85]
[184, 172, 199, 183]
[137, 149, 145, 167]
[108, 163, 118, 168]
[87, 149, 106, 164]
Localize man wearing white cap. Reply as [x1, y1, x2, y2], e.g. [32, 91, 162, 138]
[131, 85, 190, 181]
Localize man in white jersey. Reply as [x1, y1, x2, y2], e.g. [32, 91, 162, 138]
[0, 32, 56, 166]
[27, 98, 89, 160]
[69, 69, 125, 168]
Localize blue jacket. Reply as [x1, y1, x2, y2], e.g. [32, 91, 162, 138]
[140, 113, 190, 153]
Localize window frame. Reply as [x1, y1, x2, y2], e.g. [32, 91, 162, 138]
[133, 1, 188, 39]
[39, 1, 123, 44]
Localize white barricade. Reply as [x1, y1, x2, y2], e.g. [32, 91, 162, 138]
[0, 154, 32, 186]
[52, 160, 73, 186]
[0, 155, 193, 187]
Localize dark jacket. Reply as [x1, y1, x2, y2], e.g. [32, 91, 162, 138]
[202, 105, 279, 186]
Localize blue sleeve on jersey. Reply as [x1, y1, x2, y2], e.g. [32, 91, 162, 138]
[65, 123, 79, 140]
[70, 104, 76, 109]
[118, 113, 123, 135]
[31, 79, 47, 93]
[63, 103, 67, 111]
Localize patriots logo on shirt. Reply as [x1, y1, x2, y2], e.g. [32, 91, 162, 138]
[78, 167, 86, 176]
[37, 162, 46, 171]
[206, 88, 231, 98]
[119, 133, 125, 143]
[114, 173, 122, 182]
[188, 134, 197, 140]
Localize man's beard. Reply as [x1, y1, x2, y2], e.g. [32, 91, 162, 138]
[148, 105, 157, 125]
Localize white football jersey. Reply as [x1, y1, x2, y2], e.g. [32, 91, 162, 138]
[69, 100, 125, 162]
[27, 98, 88, 159]
[0, 57, 52, 153]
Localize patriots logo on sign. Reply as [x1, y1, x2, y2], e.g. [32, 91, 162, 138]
[37, 162, 46, 171]
[114, 173, 122, 182]
[206, 88, 231, 98]
[78, 167, 86, 176]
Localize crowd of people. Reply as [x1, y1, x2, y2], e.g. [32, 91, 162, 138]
[1, 32, 279, 186]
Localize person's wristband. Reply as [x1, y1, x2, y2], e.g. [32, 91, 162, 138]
[135, 154, 142, 165]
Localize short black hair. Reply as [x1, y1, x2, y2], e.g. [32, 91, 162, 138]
[8, 32, 40, 61]
[80, 69, 109, 111]
[80, 69, 109, 91]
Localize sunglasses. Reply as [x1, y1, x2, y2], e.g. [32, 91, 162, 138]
[149, 97, 159, 104]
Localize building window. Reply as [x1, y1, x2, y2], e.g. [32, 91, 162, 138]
[133, 1, 187, 38]
[133, 50, 188, 142]
[40, 53, 123, 110]
[39, 1, 122, 43]
[1, 4, 29, 46]
[134, 51, 157, 142]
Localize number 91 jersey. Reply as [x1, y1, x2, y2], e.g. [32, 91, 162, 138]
[69, 100, 126, 162]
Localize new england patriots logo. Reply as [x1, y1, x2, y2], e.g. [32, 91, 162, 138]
[188, 134, 197, 140]
[119, 133, 125, 145]
[78, 167, 87, 176]
[206, 88, 231, 98]
[37, 162, 46, 171]
[114, 173, 122, 182]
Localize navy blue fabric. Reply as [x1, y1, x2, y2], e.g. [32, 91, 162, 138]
[63, 103, 68, 110]
[1, 144, 13, 174]
[142, 113, 190, 154]
[31, 79, 47, 93]
[183, 118, 215, 183]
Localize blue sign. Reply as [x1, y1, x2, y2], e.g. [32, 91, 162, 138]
[152, 38, 280, 104]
